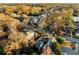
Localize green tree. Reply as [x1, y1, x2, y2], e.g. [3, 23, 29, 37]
[56, 36, 64, 44]
[0, 46, 4, 55]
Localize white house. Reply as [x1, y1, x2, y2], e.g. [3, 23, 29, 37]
[74, 17, 79, 36]
[74, 17, 79, 28]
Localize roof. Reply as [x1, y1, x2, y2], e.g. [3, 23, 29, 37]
[74, 17, 79, 22]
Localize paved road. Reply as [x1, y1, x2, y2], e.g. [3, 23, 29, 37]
[63, 36, 79, 44]
[61, 47, 77, 55]
[61, 36, 79, 55]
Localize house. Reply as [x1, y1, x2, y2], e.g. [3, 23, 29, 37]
[74, 17, 79, 28]
[74, 17, 79, 36]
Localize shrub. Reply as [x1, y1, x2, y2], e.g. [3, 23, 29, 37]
[0, 46, 4, 55]
[56, 36, 64, 44]
[51, 42, 61, 55]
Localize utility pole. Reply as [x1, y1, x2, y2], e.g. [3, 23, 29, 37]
[71, 31, 73, 39]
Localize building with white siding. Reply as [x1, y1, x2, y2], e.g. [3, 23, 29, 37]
[74, 17, 79, 36]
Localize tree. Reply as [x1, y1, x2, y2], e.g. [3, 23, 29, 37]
[44, 6, 75, 36]
[51, 42, 61, 55]
[0, 46, 4, 55]
[56, 36, 64, 44]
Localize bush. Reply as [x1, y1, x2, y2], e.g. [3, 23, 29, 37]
[51, 42, 58, 51]
[51, 42, 61, 55]
[34, 31, 40, 39]
[56, 36, 64, 44]
[0, 46, 4, 55]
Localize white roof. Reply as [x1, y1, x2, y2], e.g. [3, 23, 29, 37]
[74, 17, 79, 22]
